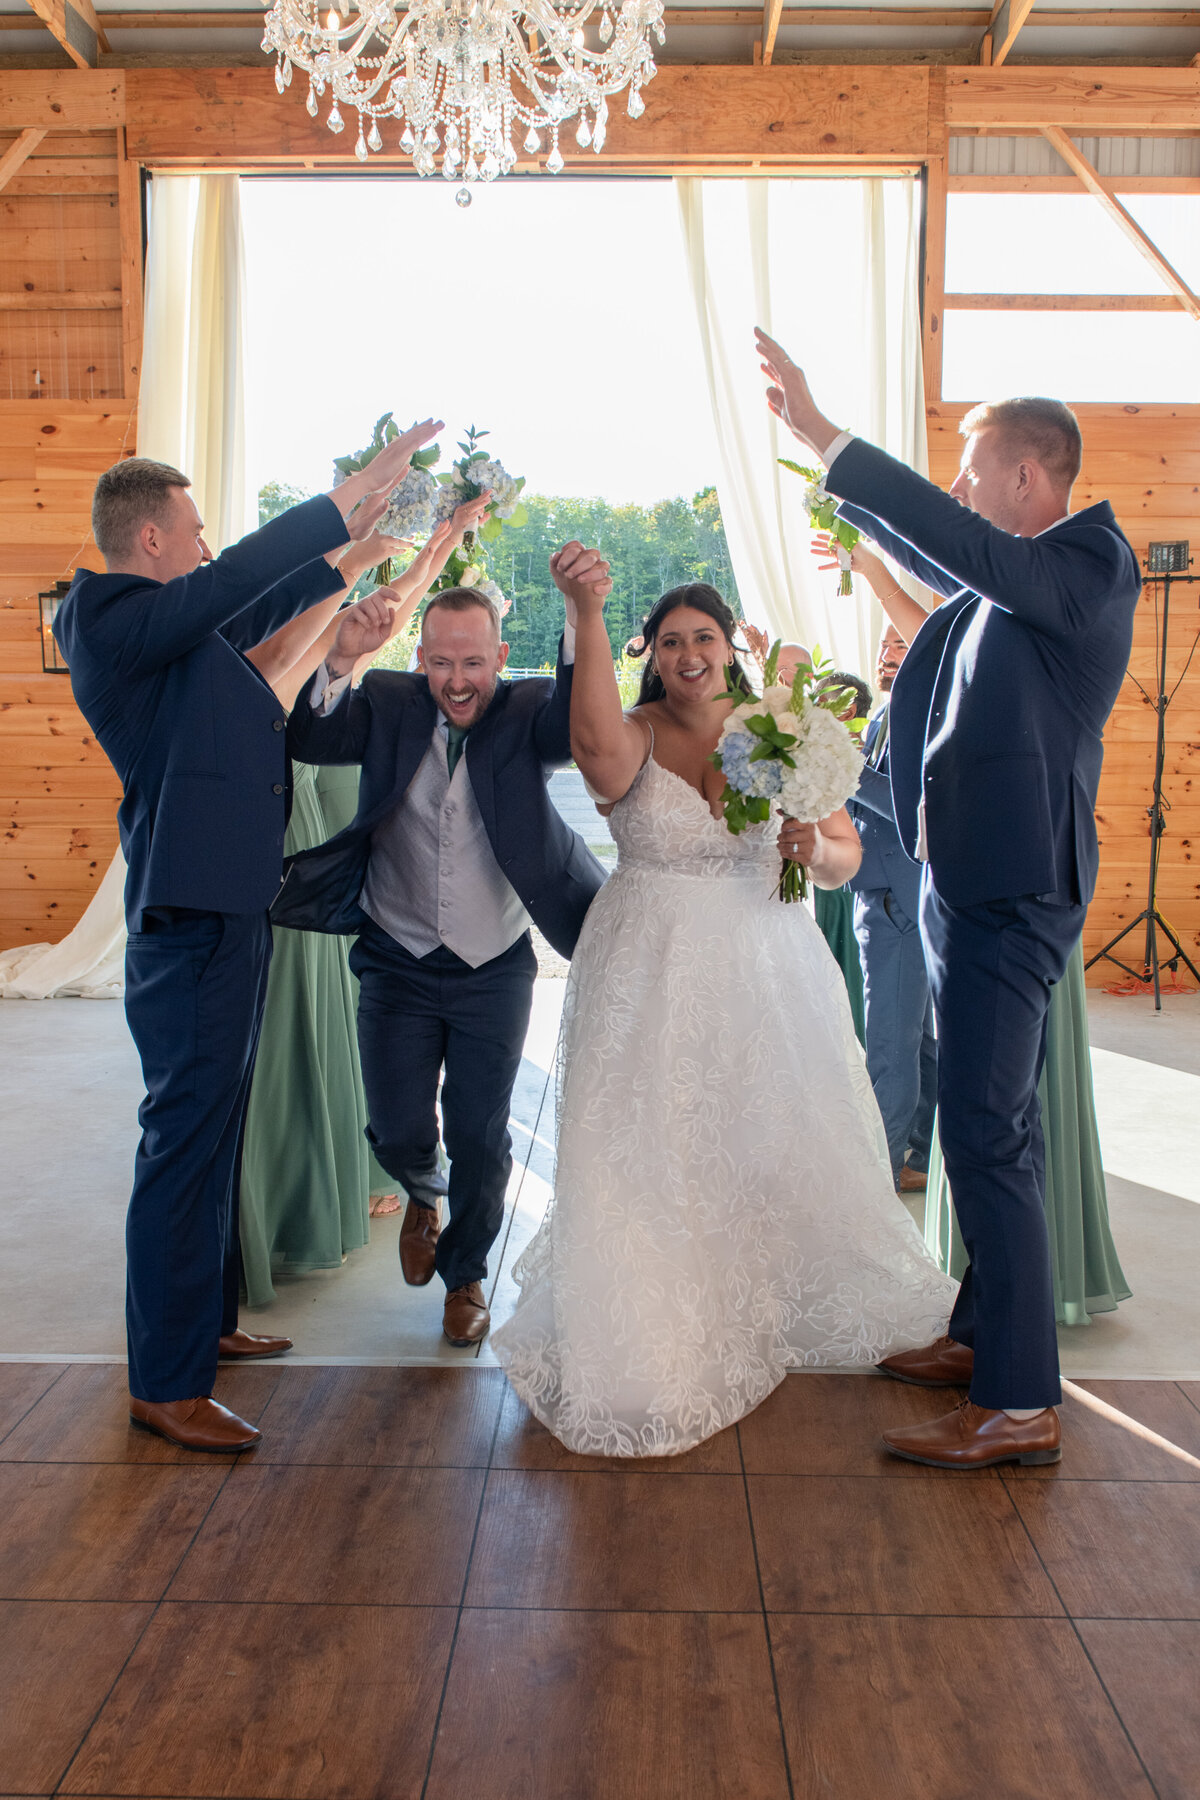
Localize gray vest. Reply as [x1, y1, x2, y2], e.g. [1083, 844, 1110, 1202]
[360, 721, 532, 969]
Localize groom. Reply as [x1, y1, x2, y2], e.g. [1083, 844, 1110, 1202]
[273, 549, 610, 1347]
[758, 328, 1139, 1468]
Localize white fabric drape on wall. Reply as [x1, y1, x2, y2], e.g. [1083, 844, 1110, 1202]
[1, 175, 252, 1000]
[139, 173, 253, 550]
[675, 177, 928, 680]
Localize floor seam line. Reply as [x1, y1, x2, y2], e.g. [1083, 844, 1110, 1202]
[49, 1449, 241, 1797]
[737, 1424, 796, 1800]
[416, 1383, 507, 1799]
[997, 1469, 1164, 1799]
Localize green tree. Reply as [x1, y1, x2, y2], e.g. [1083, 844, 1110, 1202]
[258, 479, 311, 525]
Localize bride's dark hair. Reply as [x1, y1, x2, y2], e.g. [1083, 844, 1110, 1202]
[636, 583, 756, 706]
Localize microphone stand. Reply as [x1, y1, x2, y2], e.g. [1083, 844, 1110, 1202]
[1086, 563, 1200, 1010]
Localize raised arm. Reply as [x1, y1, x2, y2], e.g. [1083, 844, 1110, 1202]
[245, 519, 412, 695]
[810, 532, 932, 646]
[552, 540, 647, 803]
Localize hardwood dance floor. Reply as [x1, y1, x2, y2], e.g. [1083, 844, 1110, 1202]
[2, 1362, 1198, 1800]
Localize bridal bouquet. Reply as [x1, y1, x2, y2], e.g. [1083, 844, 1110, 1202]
[779, 459, 859, 594]
[333, 417, 527, 597]
[712, 642, 864, 902]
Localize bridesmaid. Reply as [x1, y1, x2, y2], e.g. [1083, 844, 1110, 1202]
[238, 495, 491, 1307]
[924, 941, 1130, 1325]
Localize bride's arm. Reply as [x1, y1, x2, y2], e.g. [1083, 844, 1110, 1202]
[777, 807, 863, 888]
[551, 541, 648, 804]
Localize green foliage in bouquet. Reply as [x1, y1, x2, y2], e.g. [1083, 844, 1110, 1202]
[778, 459, 860, 594]
[431, 424, 528, 594]
[333, 411, 441, 482]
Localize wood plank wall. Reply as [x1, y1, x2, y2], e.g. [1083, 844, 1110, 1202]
[0, 123, 135, 946]
[0, 64, 1196, 985]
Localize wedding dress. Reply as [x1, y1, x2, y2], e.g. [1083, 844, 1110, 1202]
[493, 750, 956, 1457]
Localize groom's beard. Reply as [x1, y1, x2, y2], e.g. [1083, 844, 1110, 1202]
[432, 673, 499, 730]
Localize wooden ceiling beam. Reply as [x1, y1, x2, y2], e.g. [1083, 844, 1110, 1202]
[0, 6, 1193, 30]
[760, 0, 786, 63]
[1041, 122, 1200, 317]
[946, 66, 1200, 128]
[982, 0, 1039, 65]
[21, 0, 110, 66]
[0, 125, 46, 192]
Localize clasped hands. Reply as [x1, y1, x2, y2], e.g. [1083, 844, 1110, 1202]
[549, 541, 613, 625]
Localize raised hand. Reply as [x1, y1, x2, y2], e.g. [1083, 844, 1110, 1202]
[810, 530, 888, 589]
[325, 416, 444, 524]
[549, 541, 613, 625]
[754, 328, 838, 456]
[361, 417, 444, 494]
[327, 585, 400, 677]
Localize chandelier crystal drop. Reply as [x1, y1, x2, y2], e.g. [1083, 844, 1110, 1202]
[261, 0, 664, 186]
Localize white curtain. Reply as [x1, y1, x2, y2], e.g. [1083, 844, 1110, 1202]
[1, 175, 251, 1000]
[676, 177, 928, 681]
[139, 172, 253, 550]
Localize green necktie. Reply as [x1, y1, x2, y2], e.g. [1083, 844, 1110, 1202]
[446, 724, 468, 779]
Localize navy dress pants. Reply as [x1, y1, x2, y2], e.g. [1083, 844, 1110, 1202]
[920, 876, 1084, 1410]
[349, 921, 537, 1292]
[123, 908, 273, 1403]
[853, 884, 937, 1182]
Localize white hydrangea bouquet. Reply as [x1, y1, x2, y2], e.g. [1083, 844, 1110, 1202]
[712, 641, 865, 902]
[779, 458, 860, 595]
[334, 417, 526, 599]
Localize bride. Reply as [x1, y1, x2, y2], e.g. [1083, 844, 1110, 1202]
[492, 544, 956, 1457]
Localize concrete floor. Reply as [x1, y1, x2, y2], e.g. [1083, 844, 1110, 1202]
[1, 981, 1197, 1378]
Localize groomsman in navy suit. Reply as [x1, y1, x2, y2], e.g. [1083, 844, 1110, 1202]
[848, 622, 937, 1194]
[758, 328, 1139, 1468]
[54, 422, 438, 1450]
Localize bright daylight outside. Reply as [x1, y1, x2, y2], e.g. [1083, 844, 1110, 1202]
[242, 176, 737, 680]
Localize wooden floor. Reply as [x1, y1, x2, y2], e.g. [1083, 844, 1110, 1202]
[2, 1364, 1198, 1800]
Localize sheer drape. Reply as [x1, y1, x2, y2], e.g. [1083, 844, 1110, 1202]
[1, 176, 251, 999]
[675, 177, 928, 678]
[139, 173, 253, 548]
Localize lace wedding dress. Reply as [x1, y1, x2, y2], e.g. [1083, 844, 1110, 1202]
[492, 753, 956, 1457]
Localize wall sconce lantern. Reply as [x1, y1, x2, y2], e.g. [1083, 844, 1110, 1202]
[38, 581, 72, 673]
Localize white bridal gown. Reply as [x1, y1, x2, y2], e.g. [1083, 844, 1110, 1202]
[492, 752, 956, 1458]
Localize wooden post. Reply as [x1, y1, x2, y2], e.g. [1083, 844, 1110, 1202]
[922, 69, 948, 408]
[117, 127, 144, 402]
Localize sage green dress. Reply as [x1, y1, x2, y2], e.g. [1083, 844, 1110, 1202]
[923, 940, 1130, 1326]
[814, 883, 866, 1045]
[238, 760, 372, 1307]
[312, 763, 397, 1204]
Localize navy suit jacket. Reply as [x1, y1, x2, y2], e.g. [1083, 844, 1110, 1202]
[53, 495, 350, 929]
[825, 439, 1139, 909]
[847, 709, 922, 917]
[273, 646, 606, 962]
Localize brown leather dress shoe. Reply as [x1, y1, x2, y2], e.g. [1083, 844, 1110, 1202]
[898, 1164, 928, 1193]
[878, 1333, 974, 1387]
[443, 1281, 490, 1347]
[129, 1395, 262, 1452]
[218, 1329, 293, 1359]
[882, 1399, 1061, 1469]
[399, 1199, 441, 1286]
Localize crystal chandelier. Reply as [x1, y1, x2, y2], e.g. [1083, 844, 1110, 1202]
[261, 0, 665, 186]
